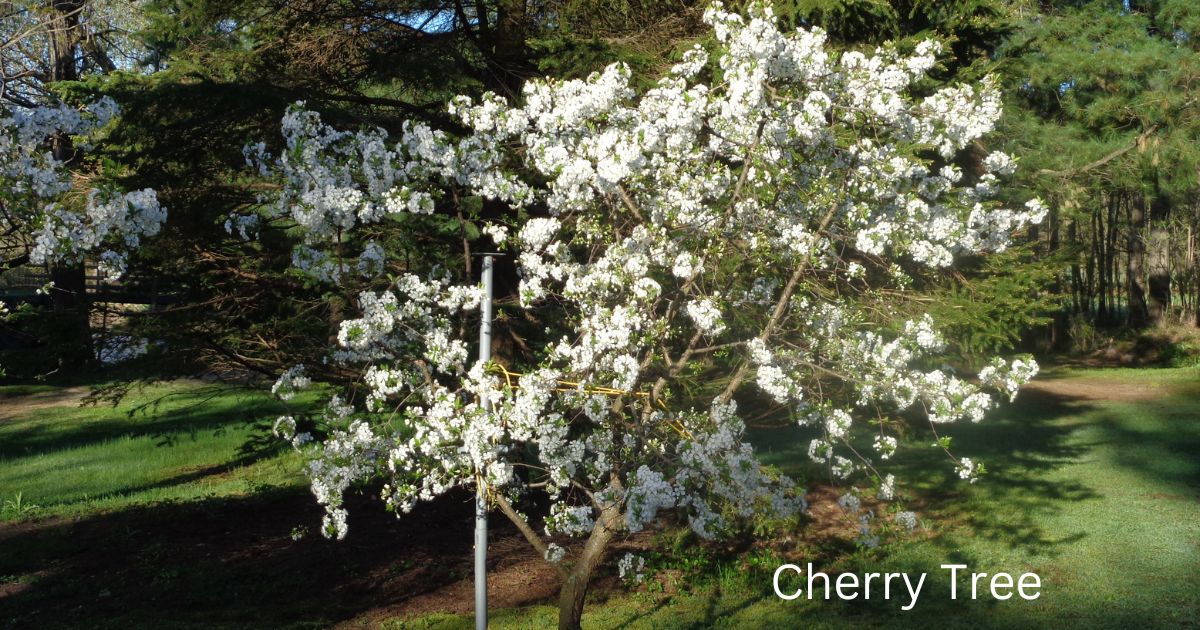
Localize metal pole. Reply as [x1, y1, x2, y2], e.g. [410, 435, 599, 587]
[475, 254, 494, 630]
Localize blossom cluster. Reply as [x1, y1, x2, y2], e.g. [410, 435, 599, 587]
[30, 188, 165, 279]
[617, 553, 647, 585]
[2, 98, 165, 280]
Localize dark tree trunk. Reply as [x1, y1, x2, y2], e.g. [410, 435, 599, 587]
[1095, 200, 1108, 322]
[1127, 194, 1149, 327]
[49, 2, 83, 83]
[479, 0, 534, 97]
[1193, 221, 1200, 326]
[1070, 218, 1084, 314]
[1147, 188, 1171, 326]
[1108, 195, 1120, 323]
[46, 0, 94, 362]
[50, 263, 92, 355]
[1046, 202, 1068, 349]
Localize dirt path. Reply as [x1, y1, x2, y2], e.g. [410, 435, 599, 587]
[1023, 368, 1198, 403]
[0, 386, 90, 422]
[1023, 376, 1164, 403]
[0, 378, 217, 423]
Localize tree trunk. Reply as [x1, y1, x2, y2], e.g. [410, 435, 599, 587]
[1108, 195, 1120, 323]
[50, 264, 92, 353]
[1095, 200, 1108, 322]
[49, 1, 83, 83]
[557, 501, 622, 630]
[1069, 218, 1084, 315]
[1127, 194, 1149, 327]
[1045, 202, 1067, 349]
[47, 0, 94, 362]
[483, 0, 533, 97]
[1192, 220, 1200, 326]
[1147, 189, 1171, 326]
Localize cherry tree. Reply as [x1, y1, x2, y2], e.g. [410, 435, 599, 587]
[2, 99, 164, 278]
[0, 99, 165, 370]
[253, 3, 1043, 627]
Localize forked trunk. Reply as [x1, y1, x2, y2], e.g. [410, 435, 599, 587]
[557, 502, 622, 630]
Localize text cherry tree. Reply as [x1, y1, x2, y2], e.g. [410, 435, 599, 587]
[255, 4, 1043, 628]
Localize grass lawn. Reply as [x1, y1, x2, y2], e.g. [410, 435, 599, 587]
[387, 366, 1200, 629]
[0, 379, 306, 520]
[0, 367, 1197, 628]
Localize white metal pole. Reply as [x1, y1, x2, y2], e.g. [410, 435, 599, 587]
[475, 254, 494, 630]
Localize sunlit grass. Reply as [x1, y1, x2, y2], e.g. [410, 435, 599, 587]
[0, 379, 310, 520]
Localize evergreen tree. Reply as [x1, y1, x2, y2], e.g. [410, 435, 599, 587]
[997, 0, 1200, 331]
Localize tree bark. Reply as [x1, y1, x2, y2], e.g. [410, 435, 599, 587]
[47, 0, 94, 361]
[557, 499, 622, 630]
[483, 0, 533, 97]
[1108, 194, 1120, 323]
[1192, 220, 1200, 326]
[49, 2, 84, 84]
[1069, 218, 1084, 315]
[1095, 199, 1108, 322]
[1127, 194, 1149, 327]
[1147, 187, 1171, 326]
[1045, 201, 1067, 349]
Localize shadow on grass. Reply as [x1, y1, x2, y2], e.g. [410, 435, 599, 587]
[85, 442, 292, 505]
[907, 386, 1100, 556]
[0, 382, 283, 461]
[752, 384, 1102, 558]
[0, 488, 509, 630]
[6, 372, 1197, 629]
[1092, 398, 1200, 492]
[596, 549, 1171, 630]
[588, 381, 1124, 630]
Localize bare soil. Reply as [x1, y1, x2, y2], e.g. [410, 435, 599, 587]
[0, 481, 880, 629]
[1022, 376, 1168, 403]
[0, 386, 90, 422]
[0, 488, 566, 628]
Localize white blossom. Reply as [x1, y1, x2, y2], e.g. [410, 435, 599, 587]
[873, 435, 897, 460]
[483, 223, 509, 245]
[878, 474, 896, 500]
[545, 543, 567, 564]
[894, 510, 918, 531]
[837, 492, 861, 514]
[956, 457, 978, 482]
[617, 552, 646, 585]
[272, 365, 311, 401]
[685, 298, 726, 336]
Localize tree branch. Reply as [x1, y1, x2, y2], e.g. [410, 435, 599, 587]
[494, 492, 569, 580]
[1036, 124, 1159, 178]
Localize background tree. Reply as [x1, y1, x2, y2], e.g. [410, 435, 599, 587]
[996, 0, 1200, 334]
[68, 0, 713, 379]
[1, 0, 155, 365]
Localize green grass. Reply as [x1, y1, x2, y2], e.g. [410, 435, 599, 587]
[0, 379, 307, 520]
[2, 367, 1197, 628]
[387, 366, 1200, 629]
